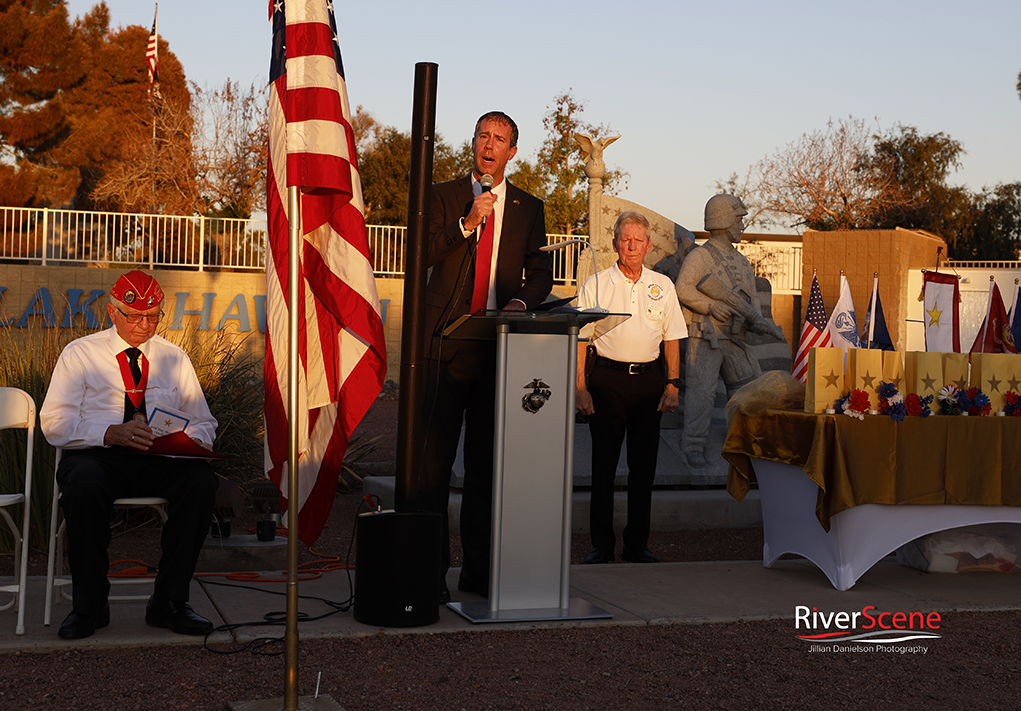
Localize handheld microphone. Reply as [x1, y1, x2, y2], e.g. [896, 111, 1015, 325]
[479, 173, 494, 235]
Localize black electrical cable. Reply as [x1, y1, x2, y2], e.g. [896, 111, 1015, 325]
[201, 494, 375, 656]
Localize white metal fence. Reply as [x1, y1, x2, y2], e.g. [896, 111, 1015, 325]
[0, 206, 803, 289]
[0, 206, 265, 271]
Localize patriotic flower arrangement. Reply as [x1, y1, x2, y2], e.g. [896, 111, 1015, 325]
[1004, 392, 1021, 416]
[938, 385, 962, 415]
[834, 389, 870, 420]
[961, 387, 991, 416]
[938, 385, 991, 416]
[876, 381, 932, 421]
[904, 392, 934, 418]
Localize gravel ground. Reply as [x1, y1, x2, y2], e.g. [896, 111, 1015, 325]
[4, 399, 1020, 710]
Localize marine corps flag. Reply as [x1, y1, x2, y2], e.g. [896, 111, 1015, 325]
[970, 280, 1016, 354]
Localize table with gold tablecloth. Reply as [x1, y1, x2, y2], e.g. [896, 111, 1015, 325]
[722, 409, 1021, 590]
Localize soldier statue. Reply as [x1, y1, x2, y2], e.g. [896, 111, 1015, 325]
[675, 194, 784, 468]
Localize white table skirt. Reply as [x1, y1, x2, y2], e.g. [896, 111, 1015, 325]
[752, 457, 1021, 590]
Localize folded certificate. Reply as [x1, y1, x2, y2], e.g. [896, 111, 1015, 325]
[148, 407, 191, 438]
[144, 431, 228, 460]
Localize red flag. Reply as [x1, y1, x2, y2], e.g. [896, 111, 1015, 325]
[791, 274, 832, 382]
[970, 282, 1017, 354]
[265, 0, 386, 546]
[146, 6, 159, 86]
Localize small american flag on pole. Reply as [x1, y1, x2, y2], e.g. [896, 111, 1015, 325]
[791, 273, 832, 382]
[146, 5, 159, 86]
[265, 0, 386, 545]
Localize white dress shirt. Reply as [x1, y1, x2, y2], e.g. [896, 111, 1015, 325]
[40, 328, 218, 449]
[461, 176, 508, 310]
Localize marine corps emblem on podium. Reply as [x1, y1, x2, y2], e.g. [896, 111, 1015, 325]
[522, 379, 552, 414]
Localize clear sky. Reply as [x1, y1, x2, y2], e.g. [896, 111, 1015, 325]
[66, 0, 1021, 235]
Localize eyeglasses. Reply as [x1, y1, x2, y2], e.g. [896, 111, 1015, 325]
[117, 308, 164, 325]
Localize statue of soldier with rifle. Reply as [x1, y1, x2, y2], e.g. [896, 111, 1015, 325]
[675, 194, 784, 468]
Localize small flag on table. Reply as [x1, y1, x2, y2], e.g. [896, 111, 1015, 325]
[792, 274, 831, 383]
[825, 275, 860, 350]
[922, 271, 960, 353]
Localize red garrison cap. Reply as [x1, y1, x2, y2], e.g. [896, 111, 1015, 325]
[110, 270, 164, 308]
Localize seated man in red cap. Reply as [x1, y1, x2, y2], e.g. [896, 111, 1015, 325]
[40, 270, 219, 639]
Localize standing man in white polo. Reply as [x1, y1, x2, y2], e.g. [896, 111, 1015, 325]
[576, 211, 688, 564]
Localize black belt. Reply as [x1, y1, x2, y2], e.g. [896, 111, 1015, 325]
[594, 355, 658, 375]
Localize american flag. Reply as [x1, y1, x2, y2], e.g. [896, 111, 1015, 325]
[791, 274, 832, 382]
[146, 6, 159, 86]
[265, 0, 386, 546]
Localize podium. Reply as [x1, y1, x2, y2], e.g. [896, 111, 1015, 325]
[443, 310, 625, 623]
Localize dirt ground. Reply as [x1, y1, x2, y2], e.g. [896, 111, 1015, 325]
[3, 398, 1020, 710]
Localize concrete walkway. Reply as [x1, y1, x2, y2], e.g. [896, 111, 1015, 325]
[5, 556, 1020, 653]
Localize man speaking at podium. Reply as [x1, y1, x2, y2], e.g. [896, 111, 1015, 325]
[407, 111, 552, 602]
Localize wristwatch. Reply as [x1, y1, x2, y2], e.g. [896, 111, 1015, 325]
[666, 378, 682, 388]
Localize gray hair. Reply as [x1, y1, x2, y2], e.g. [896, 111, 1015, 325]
[612, 210, 651, 242]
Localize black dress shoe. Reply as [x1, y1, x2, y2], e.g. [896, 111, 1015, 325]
[583, 548, 614, 564]
[58, 604, 110, 640]
[439, 580, 451, 604]
[145, 596, 214, 635]
[622, 546, 660, 563]
[457, 572, 489, 598]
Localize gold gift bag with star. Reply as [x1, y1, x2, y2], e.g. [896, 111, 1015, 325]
[970, 353, 1013, 412]
[904, 351, 943, 398]
[882, 350, 905, 392]
[1003, 354, 1021, 402]
[845, 348, 884, 409]
[943, 353, 970, 392]
[805, 347, 845, 414]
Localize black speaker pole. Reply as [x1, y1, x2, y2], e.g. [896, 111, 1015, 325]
[395, 62, 437, 511]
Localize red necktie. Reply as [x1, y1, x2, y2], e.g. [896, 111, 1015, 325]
[119, 348, 148, 423]
[471, 216, 495, 312]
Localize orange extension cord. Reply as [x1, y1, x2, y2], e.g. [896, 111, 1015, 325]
[107, 524, 353, 584]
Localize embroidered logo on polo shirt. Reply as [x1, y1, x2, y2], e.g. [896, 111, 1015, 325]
[648, 284, 663, 300]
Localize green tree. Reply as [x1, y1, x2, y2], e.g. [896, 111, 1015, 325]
[865, 125, 967, 235]
[956, 183, 1021, 260]
[356, 107, 471, 225]
[509, 91, 625, 235]
[735, 118, 1018, 258]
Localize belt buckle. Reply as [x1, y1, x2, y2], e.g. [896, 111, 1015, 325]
[628, 363, 640, 375]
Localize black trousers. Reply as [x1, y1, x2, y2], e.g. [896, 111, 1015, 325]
[56, 448, 218, 616]
[404, 341, 497, 581]
[587, 361, 663, 552]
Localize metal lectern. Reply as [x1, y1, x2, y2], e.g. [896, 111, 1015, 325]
[443, 310, 626, 624]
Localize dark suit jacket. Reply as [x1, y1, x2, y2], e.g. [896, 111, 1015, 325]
[424, 175, 553, 360]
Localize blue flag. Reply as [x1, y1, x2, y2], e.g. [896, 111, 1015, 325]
[862, 287, 894, 350]
[1010, 283, 1021, 354]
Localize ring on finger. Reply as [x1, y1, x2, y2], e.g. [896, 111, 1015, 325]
[131, 435, 135, 442]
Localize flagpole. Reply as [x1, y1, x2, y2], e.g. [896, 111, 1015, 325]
[1012, 279, 1020, 320]
[285, 184, 301, 711]
[980, 275, 995, 354]
[868, 272, 878, 348]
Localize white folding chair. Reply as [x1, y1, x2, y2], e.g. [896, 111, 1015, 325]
[44, 449, 169, 626]
[0, 387, 36, 636]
